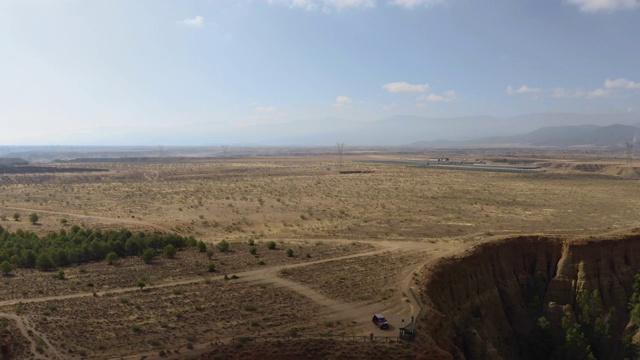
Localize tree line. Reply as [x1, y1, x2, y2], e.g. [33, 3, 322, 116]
[0, 225, 196, 271]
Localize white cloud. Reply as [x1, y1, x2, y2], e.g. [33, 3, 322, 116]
[605, 78, 640, 89]
[417, 90, 457, 103]
[382, 81, 429, 93]
[268, 0, 319, 10]
[506, 85, 542, 95]
[269, 0, 374, 11]
[566, 0, 639, 12]
[552, 87, 586, 99]
[324, 0, 375, 10]
[382, 102, 398, 111]
[513, 78, 639, 100]
[587, 88, 612, 98]
[256, 106, 278, 112]
[389, 0, 446, 9]
[333, 96, 353, 108]
[179, 16, 204, 28]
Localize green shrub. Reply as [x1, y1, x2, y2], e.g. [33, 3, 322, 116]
[29, 213, 39, 224]
[266, 241, 276, 250]
[0, 260, 14, 275]
[244, 304, 257, 312]
[217, 240, 230, 252]
[105, 252, 118, 265]
[249, 246, 257, 255]
[197, 240, 207, 252]
[164, 244, 177, 259]
[141, 248, 157, 263]
[286, 248, 294, 257]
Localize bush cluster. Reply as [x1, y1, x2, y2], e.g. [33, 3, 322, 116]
[0, 225, 196, 270]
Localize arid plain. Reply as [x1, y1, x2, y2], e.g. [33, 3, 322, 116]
[0, 150, 639, 359]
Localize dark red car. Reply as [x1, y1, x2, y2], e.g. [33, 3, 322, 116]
[372, 314, 389, 329]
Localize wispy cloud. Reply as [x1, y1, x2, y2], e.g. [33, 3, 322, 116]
[333, 96, 353, 108]
[587, 88, 611, 98]
[510, 78, 639, 100]
[179, 16, 204, 28]
[269, 0, 450, 11]
[382, 102, 398, 111]
[325, 0, 375, 10]
[382, 81, 429, 93]
[605, 78, 640, 89]
[566, 0, 639, 12]
[553, 87, 586, 99]
[256, 106, 278, 112]
[416, 90, 457, 106]
[389, 0, 446, 9]
[421, 91, 457, 102]
[506, 85, 541, 95]
[269, 0, 374, 11]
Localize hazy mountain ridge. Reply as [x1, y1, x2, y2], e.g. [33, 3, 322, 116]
[409, 123, 640, 148]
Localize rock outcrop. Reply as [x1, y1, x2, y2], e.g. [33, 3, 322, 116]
[420, 234, 640, 360]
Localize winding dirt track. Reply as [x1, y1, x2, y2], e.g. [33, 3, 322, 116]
[0, 206, 475, 359]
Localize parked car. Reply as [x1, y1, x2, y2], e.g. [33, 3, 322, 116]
[372, 314, 389, 329]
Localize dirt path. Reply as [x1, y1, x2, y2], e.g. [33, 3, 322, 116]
[0, 312, 65, 360]
[0, 205, 177, 234]
[0, 236, 476, 359]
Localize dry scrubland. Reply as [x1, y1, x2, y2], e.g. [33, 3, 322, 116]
[0, 241, 373, 303]
[1, 157, 639, 240]
[1, 280, 336, 359]
[279, 249, 428, 304]
[0, 154, 638, 358]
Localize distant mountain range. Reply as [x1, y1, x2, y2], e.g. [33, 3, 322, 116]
[409, 123, 640, 148]
[15, 112, 636, 147]
[274, 113, 640, 147]
[1, 112, 639, 151]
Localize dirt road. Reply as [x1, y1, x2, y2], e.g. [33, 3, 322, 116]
[0, 206, 476, 359]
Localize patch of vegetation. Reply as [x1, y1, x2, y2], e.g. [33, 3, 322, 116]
[217, 240, 230, 253]
[105, 252, 118, 265]
[29, 213, 39, 225]
[141, 248, 157, 264]
[0, 226, 196, 270]
[163, 244, 177, 259]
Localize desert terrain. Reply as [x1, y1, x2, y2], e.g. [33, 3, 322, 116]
[0, 148, 638, 359]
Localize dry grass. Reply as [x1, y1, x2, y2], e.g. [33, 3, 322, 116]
[0, 153, 637, 358]
[1, 158, 638, 243]
[1, 279, 355, 359]
[279, 250, 428, 304]
[0, 241, 374, 302]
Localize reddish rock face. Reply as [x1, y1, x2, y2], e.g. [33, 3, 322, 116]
[419, 234, 640, 360]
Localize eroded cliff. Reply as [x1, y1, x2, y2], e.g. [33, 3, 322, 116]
[420, 234, 640, 360]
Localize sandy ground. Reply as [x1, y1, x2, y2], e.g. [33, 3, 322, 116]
[0, 153, 636, 358]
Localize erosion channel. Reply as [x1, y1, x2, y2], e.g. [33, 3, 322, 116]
[421, 234, 640, 360]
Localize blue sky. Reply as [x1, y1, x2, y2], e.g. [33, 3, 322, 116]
[0, 0, 639, 145]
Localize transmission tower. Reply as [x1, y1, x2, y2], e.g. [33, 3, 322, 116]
[627, 141, 634, 170]
[221, 145, 229, 158]
[337, 142, 345, 168]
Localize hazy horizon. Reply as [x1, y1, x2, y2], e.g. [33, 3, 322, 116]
[1, 0, 639, 145]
